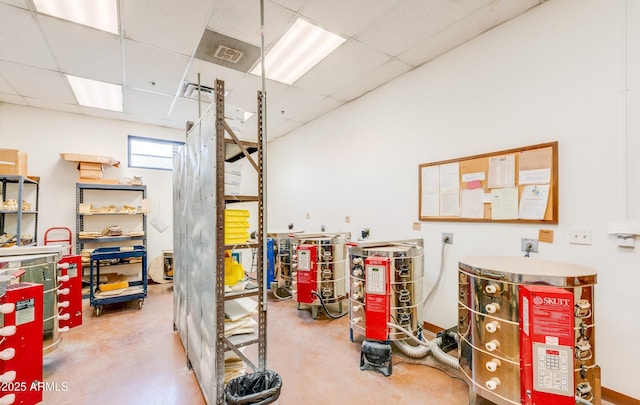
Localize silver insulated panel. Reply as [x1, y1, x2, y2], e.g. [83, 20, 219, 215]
[173, 102, 219, 402]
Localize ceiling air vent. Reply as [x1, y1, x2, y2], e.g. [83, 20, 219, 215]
[182, 83, 215, 103]
[194, 29, 261, 73]
[214, 45, 244, 64]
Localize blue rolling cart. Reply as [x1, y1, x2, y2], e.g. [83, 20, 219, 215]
[89, 245, 147, 317]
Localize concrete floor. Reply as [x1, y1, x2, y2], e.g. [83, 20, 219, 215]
[43, 284, 612, 405]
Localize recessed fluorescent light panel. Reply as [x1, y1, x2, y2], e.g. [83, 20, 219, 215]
[251, 18, 346, 85]
[66, 75, 123, 112]
[34, 0, 119, 34]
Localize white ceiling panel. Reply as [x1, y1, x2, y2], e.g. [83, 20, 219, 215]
[267, 117, 304, 141]
[294, 40, 392, 96]
[167, 96, 204, 128]
[0, 94, 26, 105]
[225, 74, 287, 114]
[399, 0, 541, 67]
[268, 0, 307, 13]
[0, 0, 28, 7]
[26, 97, 81, 115]
[185, 59, 247, 92]
[299, 0, 400, 37]
[0, 72, 17, 95]
[125, 89, 177, 123]
[0, 61, 75, 104]
[291, 96, 345, 124]
[0, 4, 57, 70]
[207, 0, 295, 49]
[268, 86, 326, 120]
[122, 0, 213, 56]
[40, 14, 122, 83]
[124, 40, 191, 95]
[355, 0, 485, 57]
[331, 58, 413, 102]
[0, 0, 545, 139]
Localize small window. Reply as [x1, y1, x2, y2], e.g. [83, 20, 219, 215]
[128, 135, 184, 171]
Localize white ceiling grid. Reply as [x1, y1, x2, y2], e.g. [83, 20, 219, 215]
[0, 0, 544, 141]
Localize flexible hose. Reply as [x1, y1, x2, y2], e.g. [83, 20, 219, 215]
[429, 337, 459, 369]
[393, 339, 429, 358]
[575, 397, 592, 405]
[312, 291, 348, 319]
[387, 322, 431, 348]
[271, 287, 291, 301]
[387, 322, 430, 358]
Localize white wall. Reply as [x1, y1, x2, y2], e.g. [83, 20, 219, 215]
[0, 104, 184, 262]
[266, 0, 639, 399]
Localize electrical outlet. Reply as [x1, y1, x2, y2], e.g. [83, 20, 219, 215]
[442, 233, 453, 244]
[570, 228, 592, 245]
[521, 238, 538, 253]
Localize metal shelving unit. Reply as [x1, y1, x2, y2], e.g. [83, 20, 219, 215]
[0, 175, 39, 246]
[173, 78, 266, 405]
[215, 80, 266, 404]
[75, 183, 148, 256]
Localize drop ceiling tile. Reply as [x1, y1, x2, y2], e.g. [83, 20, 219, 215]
[225, 74, 289, 114]
[0, 0, 28, 9]
[355, 0, 484, 57]
[268, 0, 307, 13]
[184, 59, 247, 91]
[26, 98, 81, 115]
[331, 58, 413, 101]
[299, 0, 399, 37]
[123, 0, 213, 56]
[0, 72, 17, 95]
[267, 118, 303, 141]
[124, 40, 191, 95]
[207, 0, 295, 48]
[39, 14, 122, 83]
[267, 86, 326, 121]
[0, 61, 76, 104]
[291, 96, 345, 124]
[125, 88, 178, 124]
[294, 40, 391, 96]
[0, 94, 26, 105]
[0, 4, 57, 70]
[168, 96, 204, 127]
[398, 0, 540, 67]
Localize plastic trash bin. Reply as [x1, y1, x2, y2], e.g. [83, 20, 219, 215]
[225, 370, 282, 405]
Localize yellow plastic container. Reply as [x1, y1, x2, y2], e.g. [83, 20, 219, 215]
[224, 253, 244, 286]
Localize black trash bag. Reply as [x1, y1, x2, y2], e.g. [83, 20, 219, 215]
[225, 370, 282, 405]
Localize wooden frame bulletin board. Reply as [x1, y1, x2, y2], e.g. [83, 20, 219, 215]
[418, 142, 558, 224]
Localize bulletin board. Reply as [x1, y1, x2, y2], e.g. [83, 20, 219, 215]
[418, 142, 558, 224]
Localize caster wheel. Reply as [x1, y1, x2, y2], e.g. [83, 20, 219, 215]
[95, 306, 102, 317]
[138, 299, 144, 309]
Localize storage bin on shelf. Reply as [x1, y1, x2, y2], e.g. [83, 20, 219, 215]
[225, 209, 250, 244]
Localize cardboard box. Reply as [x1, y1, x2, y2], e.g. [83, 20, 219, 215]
[78, 178, 120, 185]
[78, 162, 103, 179]
[61, 153, 119, 167]
[0, 149, 28, 176]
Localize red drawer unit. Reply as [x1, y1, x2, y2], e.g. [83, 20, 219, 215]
[295, 244, 317, 304]
[57, 255, 83, 330]
[0, 282, 44, 405]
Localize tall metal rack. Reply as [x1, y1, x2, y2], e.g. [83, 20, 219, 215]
[173, 78, 266, 405]
[215, 79, 267, 402]
[0, 175, 39, 246]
